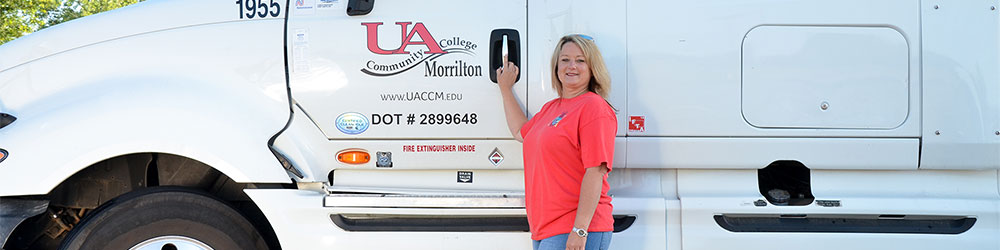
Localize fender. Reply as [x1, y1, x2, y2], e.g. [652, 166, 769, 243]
[0, 18, 292, 196]
[271, 105, 333, 182]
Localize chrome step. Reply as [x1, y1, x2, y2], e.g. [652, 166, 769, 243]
[324, 186, 524, 208]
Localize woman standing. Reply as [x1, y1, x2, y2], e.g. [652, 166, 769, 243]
[497, 34, 616, 250]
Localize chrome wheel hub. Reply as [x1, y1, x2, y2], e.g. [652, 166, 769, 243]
[129, 235, 213, 250]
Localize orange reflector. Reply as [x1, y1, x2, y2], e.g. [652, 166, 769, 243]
[0, 149, 6, 162]
[337, 150, 370, 164]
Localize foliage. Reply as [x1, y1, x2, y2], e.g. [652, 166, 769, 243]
[0, 0, 62, 44]
[0, 0, 143, 44]
[45, 0, 144, 28]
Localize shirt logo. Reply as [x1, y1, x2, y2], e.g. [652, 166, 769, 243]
[550, 112, 568, 127]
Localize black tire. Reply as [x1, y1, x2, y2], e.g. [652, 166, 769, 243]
[59, 187, 269, 250]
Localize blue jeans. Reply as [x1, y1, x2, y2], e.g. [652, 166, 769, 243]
[532, 232, 612, 250]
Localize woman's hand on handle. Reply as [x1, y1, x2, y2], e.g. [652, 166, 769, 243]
[496, 55, 519, 90]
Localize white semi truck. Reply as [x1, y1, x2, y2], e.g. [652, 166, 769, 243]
[0, 0, 997, 249]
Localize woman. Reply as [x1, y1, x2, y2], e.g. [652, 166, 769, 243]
[497, 34, 616, 250]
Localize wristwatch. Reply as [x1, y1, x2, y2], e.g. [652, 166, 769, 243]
[571, 227, 588, 237]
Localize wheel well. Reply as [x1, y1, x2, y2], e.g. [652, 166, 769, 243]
[758, 160, 815, 206]
[6, 153, 285, 250]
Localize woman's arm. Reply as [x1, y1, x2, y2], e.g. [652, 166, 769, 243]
[496, 56, 526, 142]
[566, 163, 610, 250]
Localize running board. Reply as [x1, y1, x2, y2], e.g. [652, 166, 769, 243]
[325, 193, 525, 208]
[325, 186, 525, 208]
[331, 214, 638, 232]
[324, 188, 636, 232]
[715, 214, 976, 234]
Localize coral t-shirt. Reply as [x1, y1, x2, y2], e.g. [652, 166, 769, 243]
[520, 91, 616, 240]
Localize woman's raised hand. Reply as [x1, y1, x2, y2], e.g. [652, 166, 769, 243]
[496, 54, 519, 90]
[496, 54, 526, 141]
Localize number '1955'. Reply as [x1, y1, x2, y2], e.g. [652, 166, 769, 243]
[236, 0, 281, 19]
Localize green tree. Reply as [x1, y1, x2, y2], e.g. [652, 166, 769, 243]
[0, 0, 142, 44]
[45, 0, 144, 28]
[0, 0, 62, 44]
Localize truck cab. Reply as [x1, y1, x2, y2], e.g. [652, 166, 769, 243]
[0, 0, 997, 249]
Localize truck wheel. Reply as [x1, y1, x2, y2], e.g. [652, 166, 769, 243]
[59, 187, 269, 250]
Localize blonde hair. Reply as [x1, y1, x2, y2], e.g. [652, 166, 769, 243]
[550, 34, 611, 99]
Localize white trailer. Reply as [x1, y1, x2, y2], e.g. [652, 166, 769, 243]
[0, 0, 997, 249]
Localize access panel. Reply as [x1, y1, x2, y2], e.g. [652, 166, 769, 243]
[626, 0, 920, 137]
[741, 26, 909, 129]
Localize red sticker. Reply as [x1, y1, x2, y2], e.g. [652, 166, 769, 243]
[402, 145, 476, 152]
[629, 116, 645, 132]
[489, 148, 504, 166]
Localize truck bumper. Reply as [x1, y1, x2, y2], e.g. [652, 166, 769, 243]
[0, 198, 48, 248]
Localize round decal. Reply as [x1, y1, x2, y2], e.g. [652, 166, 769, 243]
[335, 112, 369, 135]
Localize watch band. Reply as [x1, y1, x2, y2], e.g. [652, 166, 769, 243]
[571, 227, 588, 237]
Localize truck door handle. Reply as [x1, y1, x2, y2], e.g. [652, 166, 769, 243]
[490, 29, 521, 83]
[347, 0, 374, 16]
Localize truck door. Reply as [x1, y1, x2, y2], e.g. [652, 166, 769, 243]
[285, 0, 527, 189]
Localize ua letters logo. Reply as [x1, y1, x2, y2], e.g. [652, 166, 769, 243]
[362, 22, 447, 55]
